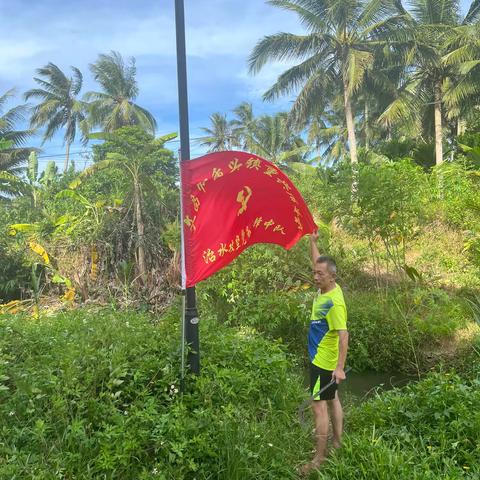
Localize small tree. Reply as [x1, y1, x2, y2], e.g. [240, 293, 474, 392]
[335, 157, 426, 279]
[70, 126, 177, 283]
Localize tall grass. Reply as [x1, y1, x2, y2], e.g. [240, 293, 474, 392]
[1, 308, 479, 478]
[316, 370, 480, 479]
[0, 308, 310, 479]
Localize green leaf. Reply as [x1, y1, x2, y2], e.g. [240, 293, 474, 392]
[51, 273, 67, 284]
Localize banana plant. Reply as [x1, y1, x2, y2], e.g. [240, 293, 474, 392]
[69, 128, 177, 283]
[0, 151, 57, 206]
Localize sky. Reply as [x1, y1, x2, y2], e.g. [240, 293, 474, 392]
[0, 0, 473, 170]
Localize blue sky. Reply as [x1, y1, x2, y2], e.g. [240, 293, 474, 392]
[0, 0, 473, 170]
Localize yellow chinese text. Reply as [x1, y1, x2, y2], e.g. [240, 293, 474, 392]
[184, 215, 196, 232]
[246, 157, 261, 170]
[202, 248, 217, 264]
[212, 167, 224, 180]
[191, 194, 200, 212]
[228, 158, 243, 173]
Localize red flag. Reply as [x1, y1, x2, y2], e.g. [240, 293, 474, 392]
[180, 151, 317, 287]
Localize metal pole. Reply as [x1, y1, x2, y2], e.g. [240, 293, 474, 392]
[175, 0, 200, 375]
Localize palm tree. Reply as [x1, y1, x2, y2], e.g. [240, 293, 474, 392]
[231, 102, 257, 151]
[0, 89, 34, 176]
[25, 63, 88, 172]
[307, 105, 348, 165]
[198, 113, 237, 151]
[242, 111, 309, 165]
[0, 151, 53, 205]
[379, 0, 480, 165]
[85, 51, 156, 135]
[248, 0, 407, 165]
[443, 11, 480, 133]
[0, 89, 36, 200]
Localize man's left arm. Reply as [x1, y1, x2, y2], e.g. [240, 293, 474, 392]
[333, 330, 349, 383]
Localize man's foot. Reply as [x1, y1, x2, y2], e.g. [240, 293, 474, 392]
[298, 457, 326, 476]
[332, 439, 342, 450]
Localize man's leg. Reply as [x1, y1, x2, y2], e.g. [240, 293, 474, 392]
[300, 400, 329, 475]
[312, 399, 329, 463]
[328, 391, 343, 449]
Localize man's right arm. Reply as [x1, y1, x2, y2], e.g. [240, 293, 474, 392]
[310, 232, 320, 267]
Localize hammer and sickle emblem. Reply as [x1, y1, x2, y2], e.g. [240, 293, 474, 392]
[236, 186, 252, 216]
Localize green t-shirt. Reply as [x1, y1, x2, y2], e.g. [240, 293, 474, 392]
[308, 284, 347, 370]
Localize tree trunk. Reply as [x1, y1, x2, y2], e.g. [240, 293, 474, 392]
[64, 141, 70, 173]
[364, 101, 370, 151]
[133, 177, 147, 283]
[343, 82, 358, 164]
[434, 80, 443, 165]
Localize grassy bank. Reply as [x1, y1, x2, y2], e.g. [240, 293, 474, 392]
[0, 308, 310, 479]
[1, 308, 479, 479]
[317, 363, 480, 479]
[213, 281, 476, 374]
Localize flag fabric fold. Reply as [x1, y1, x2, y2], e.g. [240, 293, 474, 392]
[180, 151, 317, 287]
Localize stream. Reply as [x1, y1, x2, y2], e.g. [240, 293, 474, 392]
[339, 370, 417, 400]
[302, 367, 417, 402]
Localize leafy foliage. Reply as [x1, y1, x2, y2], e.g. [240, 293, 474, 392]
[334, 159, 427, 273]
[317, 371, 480, 479]
[0, 309, 309, 479]
[0, 89, 35, 193]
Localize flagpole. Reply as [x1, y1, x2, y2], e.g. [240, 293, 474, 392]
[175, 0, 200, 376]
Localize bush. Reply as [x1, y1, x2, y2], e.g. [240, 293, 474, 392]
[346, 290, 411, 372]
[226, 291, 311, 354]
[317, 372, 480, 479]
[333, 159, 427, 272]
[0, 205, 31, 302]
[203, 278, 471, 375]
[430, 162, 480, 232]
[0, 244, 30, 303]
[347, 287, 470, 373]
[0, 308, 310, 479]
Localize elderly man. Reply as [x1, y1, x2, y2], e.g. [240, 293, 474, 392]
[301, 232, 349, 475]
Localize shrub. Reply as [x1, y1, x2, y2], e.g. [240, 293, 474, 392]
[204, 281, 471, 375]
[347, 287, 470, 373]
[430, 162, 480, 232]
[0, 308, 310, 479]
[333, 159, 427, 273]
[226, 290, 311, 354]
[317, 372, 480, 479]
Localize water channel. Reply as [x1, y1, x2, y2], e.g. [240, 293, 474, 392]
[339, 369, 417, 400]
[302, 367, 417, 404]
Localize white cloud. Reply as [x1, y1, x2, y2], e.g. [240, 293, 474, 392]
[0, 0, 306, 160]
[236, 60, 298, 101]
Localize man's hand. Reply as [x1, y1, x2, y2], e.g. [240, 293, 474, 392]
[310, 230, 319, 242]
[332, 368, 346, 384]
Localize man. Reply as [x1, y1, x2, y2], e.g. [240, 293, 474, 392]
[301, 231, 349, 475]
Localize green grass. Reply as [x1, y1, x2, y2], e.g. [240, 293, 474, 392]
[0, 308, 311, 479]
[315, 369, 480, 479]
[1, 308, 479, 479]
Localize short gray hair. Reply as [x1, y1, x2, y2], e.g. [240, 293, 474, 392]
[316, 255, 337, 276]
